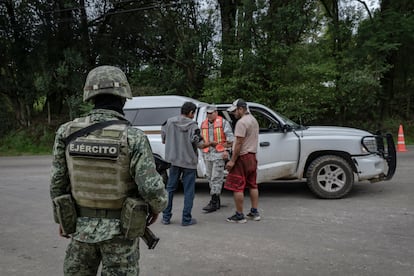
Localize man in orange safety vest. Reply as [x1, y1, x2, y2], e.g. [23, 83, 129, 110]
[200, 105, 234, 213]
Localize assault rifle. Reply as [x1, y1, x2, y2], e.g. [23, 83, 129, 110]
[141, 153, 170, 249]
[142, 227, 160, 249]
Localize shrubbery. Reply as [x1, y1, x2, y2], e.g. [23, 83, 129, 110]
[0, 125, 55, 156]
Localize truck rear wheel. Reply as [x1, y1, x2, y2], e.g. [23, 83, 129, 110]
[306, 155, 354, 199]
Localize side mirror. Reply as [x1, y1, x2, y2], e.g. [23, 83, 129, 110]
[282, 124, 292, 133]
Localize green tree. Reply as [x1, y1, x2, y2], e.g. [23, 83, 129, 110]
[128, 1, 215, 98]
[0, 0, 36, 126]
[0, 0, 413, 143]
[204, 0, 321, 112]
[353, 0, 414, 126]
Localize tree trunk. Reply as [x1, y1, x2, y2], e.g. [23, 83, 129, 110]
[218, 0, 240, 77]
[79, 0, 93, 66]
[378, 0, 396, 121]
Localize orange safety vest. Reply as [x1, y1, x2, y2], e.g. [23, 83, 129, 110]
[201, 116, 226, 153]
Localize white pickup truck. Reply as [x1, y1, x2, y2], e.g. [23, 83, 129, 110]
[124, 95, 396, 199]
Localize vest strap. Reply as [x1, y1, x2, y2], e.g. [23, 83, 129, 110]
[64, 119, 130, 146]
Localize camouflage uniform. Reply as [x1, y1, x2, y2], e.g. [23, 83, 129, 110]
[201, 109, 234, 213]
[51, 66, 167, 275]
[203, 118, 234, 195]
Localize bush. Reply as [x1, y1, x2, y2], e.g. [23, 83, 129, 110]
[0, 126, 55, 156]
[380, 118, 413, 145]
[0, 96, 15, 139]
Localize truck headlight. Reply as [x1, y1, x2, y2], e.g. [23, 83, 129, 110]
[361, 136, 378, 153]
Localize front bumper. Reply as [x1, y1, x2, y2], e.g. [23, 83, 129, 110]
[378, 133, 397, 180]
[353, 154, 388, 181]
[357, 133, 397, 181]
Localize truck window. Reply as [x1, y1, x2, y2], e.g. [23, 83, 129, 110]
[223, 108, 280, 133]
[124, 107, 181, 126]
[250, 109, 281, 133]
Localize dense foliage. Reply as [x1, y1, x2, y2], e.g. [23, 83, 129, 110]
[1, 0, 413, 140]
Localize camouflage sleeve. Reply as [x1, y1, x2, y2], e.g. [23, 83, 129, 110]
[128, 128, 167, 213]
[50, 123, 71, 200]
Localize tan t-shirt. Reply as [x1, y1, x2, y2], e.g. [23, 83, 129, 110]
[234, 113, 259, 155]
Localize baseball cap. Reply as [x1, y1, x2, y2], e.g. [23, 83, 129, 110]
[206, 105, 217, 113]
[227, 99, 247, 112]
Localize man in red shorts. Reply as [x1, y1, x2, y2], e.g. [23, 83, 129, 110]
[224, 99, 260, 223]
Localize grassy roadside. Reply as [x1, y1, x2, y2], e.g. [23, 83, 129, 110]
[0, 127, 55, 156]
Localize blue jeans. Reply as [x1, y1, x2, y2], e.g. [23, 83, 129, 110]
[162, 166, 196, 224]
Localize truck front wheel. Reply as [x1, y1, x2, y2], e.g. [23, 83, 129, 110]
[306, 155, 354, 199]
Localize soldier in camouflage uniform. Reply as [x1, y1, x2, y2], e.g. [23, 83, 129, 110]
[50, 65, 167, 275]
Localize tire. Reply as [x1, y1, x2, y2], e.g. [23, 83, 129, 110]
[306, 155, 354, 199]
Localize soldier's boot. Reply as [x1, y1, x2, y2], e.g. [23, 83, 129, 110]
[216, 195, 221, 209]
[202, 195, 219, 213]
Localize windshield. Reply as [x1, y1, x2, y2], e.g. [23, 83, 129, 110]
[277, 113, 301, 129]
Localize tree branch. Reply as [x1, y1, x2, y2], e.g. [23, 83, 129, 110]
[356, 0, 372, 20]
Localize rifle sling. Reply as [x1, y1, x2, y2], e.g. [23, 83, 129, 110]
[64, 119, 130, 146]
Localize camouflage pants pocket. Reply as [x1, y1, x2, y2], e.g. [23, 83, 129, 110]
[121, 197, 148, 239]
[53, 194, 77, 235]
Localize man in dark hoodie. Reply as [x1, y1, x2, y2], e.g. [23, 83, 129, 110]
[161, 101, 215, 226]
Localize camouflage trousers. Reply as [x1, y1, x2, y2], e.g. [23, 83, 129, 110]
[64, 236, 139, 275]
[204, 159, 225, 195]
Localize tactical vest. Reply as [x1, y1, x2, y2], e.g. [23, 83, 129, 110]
[65, 117, 137, 209]
[201, 116, 226, 153]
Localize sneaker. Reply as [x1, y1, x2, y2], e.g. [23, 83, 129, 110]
[181, 218, 197, 226]
[246, 212, 261, 221]
[226, 213, 247, 223]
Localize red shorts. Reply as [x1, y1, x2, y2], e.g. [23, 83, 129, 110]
[224, 153, 258, 192]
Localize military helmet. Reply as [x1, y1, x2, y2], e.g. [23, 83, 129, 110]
[83, 65, 132, 102]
